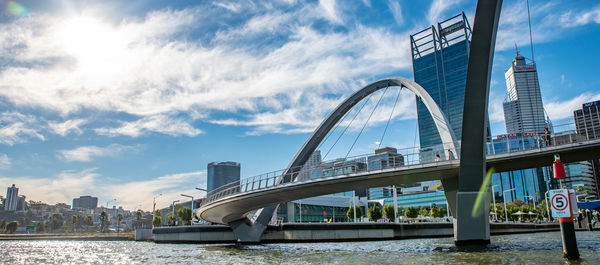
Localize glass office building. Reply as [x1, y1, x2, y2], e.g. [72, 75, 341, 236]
[411, 13, 472, 151]
[207, 161, 241, 193]
[487, 133, 551, 203]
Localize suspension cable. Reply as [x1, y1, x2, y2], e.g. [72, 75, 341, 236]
[344, 86, 389, 159]
[316, 100, 351, 152]
[323, 93, 374, 160]
[378, 86, 402, 149]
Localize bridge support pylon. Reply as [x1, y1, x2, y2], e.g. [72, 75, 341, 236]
[454, 0, 502, 246]
[228, 206, 276, 243]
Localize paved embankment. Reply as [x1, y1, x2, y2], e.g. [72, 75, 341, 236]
[0, 233, 134, 241]
[153, 222, 560, 243]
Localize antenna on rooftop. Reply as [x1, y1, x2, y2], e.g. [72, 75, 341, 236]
[526, 0, 535, 63]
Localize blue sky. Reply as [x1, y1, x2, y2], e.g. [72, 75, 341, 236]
[0, 0, 599, 210]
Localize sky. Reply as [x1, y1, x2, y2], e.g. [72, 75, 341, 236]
[0, 0, 599, 211]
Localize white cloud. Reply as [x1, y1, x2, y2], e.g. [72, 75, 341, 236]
[212, 1, 243, 13]
[57, 144, 138, 162]
[0, 154, 10, 169]
[48, 119, 87, 136]
[0, 169, 206, 210]
[387, 0, 403, 25]
[427, 0, 461, 25]
[95, 115, 203, 137]
[559, 5, 600, 27]
[0, 112, 44, 146]
[319, 0, 343, 24]
[545, 92, 600, 121]
[488, 91, 506, 123]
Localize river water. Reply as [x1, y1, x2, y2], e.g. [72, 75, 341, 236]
[1, 231, 599, 264]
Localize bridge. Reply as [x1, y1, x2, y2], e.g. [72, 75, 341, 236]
[199, 138, 600, 225]
[198, 0, 598, 245]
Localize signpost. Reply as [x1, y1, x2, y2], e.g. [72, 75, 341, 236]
[550, 189, 570, 218]
[552, 155, 579, 260]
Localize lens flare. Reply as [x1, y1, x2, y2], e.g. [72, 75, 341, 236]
[471, 167, 496, 217]
[6, 1, 28, 17]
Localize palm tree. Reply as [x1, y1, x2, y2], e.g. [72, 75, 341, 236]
[100, 211, 108, 233]
[135, 210, 143, 229]
[117, 213, 123, 233]
[71, 215, 79, 233]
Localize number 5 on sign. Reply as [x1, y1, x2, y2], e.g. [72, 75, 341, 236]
[549, 189, 571, 218]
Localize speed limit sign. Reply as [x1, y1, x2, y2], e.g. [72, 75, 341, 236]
[549, 189, 571, 218]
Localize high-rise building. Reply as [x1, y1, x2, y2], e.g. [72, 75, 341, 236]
[73, 195, 98, 210]
[207, 161, 241, 193]
[367, 147, 404, 200]
[4, 184, 18, 211]
[16, 195, 26, 211]
[488, 134, 551, 203]
[503, 50, 548, 134]
[411, 12, 472, 151]
[574, 100, 600, 198]
[563, 161, 598, 198]
[297, 151, 322, 182]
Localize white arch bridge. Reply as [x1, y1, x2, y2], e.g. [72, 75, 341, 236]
[196, 77, 600, 243]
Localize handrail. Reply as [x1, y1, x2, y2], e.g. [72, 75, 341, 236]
[199, 129, 593, 208]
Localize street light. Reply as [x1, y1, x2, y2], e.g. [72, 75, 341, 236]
[524, 195, 536, 210]
[503, 188, 516, 222]
[491, 185, 499, 221]
[181, 194, 194, 224]
[172, 200, 180, 225]
[195, 187, 207, 192]
[152, 193, 162, 227]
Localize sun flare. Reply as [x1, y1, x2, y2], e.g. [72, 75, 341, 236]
[55, 16, 130, 86]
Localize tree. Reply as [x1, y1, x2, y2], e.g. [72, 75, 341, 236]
[48, 214, 64, 232]
[397, 206, 405, 217]
[177, 207, 192, 225]
[418, 206, 428, 217]
[6, 221, 18, 234]
[0, 220, 6, 231]
[35, 221, 45, 232]
[71, 215, 79, 233]
[100, 211, 109, 233]
[166, 215, 177, 226]
[136, 210, 143, 220]
[430, 207, 446, 218]
[153, 216, 162, 227]
[368, 205, 383, 221]
[404, 207, 418, 219]
[117, 214, 123, 233]
[346, 206, 362, 221]
[384, 205, 397, 222]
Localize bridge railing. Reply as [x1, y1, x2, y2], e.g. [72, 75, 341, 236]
[200, 143, 458, 206]
[200, 127, 593, 208]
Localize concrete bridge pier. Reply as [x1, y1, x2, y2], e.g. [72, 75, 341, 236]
[229, 206, 276, 243]
[453, 0, 501, 246]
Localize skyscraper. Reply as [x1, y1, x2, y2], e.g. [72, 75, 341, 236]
[4, 184, 18, 211]
[411, 13, 471, 151]
[207, 161, 241, 193]
[574, 100, 600, 198]
[503, 50, 548, 134]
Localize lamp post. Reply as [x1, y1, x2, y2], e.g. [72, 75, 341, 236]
[181, 194, 194, 224]
[152, 193, 162, 227]
[544, 190, 551, 221]
[392, 185, 398, 224]
[524, 195, 536, 209]
[503, 188, 516, 222]
[352, 190, 357, 223]
[172, 200, 180, 225]
[491, 185, 499, 221]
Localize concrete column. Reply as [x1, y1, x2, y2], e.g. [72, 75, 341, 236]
[287, 201, 295, 223]
[455, 0, 502, 246]
[441, 178, 458, 217]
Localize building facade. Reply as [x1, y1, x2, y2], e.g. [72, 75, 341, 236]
[411, 13, 472, 150]
[73, 195, 98, 210]
[367, 147, 404, 200]
[297, 150, 322, 182]
[207, 161, 241, 193]
[4, 184, 19, 211]
[563, 161, 598, 199]
[488, 134, 552, 203]
[574, 100, 600, 197]
[503, 51, 548, 134]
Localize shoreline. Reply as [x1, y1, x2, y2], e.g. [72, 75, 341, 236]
[0, 233, 134, 241]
